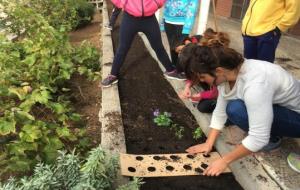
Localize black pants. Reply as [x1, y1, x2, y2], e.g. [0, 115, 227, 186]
[109, 6, 122, 27]
[197, 99, 217, 113]
[164, 22, 188, 72]
[111, 12, 174, 76]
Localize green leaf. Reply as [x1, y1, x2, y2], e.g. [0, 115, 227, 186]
[51, 103, 65, 114]
[19, 124, 42, 142]
[8, 87, 26, 100]
[70, 113, 81, 121]
[56, 127, 70, 138]
[8, 142, 38, 156]
[6, 156, 32, 172]
[16, 110, 35, 120]
[0, 118, 16, 135]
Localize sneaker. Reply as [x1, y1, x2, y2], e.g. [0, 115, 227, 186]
[101, 75, 118, 87]
[104, 24, 113, 30]
[164, 70, 186, 81]
[287, 153, 300, 173]
[260, 136, 282, 152]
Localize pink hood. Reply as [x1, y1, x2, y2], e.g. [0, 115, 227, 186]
[111, 0, 166, 17]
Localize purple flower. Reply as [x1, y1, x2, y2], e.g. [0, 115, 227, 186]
[153, 109, 160, 117]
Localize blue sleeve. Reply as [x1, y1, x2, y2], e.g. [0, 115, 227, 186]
[182, 0, 199, 34]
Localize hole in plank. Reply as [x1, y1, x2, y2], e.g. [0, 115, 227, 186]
[170, 155, 180, 161]
[187, 154, 195, 159]
[148, 167, 156, 172]
[153, 156, 161, 160]
[183, 165, 192, 170]
[136, 156, 144, 161]
[201, 163, 208, 169]
[203, 154, 211, 158]
[128, 167, 136, 172]
[166, 165, 174, 171]
[195, 167, 203, 174]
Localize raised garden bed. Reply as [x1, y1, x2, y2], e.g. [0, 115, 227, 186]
[107, 2, 243, 190]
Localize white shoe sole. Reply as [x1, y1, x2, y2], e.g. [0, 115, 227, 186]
[101, 80, 118, 88]
[287, 157, 300, 173]
[164, 74, 186, 81]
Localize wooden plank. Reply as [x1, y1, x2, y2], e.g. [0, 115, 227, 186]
[120, 152, 231, 177]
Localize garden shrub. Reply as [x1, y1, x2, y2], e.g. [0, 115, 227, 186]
[0, 146, 142, 190]
[0, 0, 101, 176]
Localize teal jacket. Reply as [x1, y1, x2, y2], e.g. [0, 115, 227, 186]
[163, 0, 199, 34]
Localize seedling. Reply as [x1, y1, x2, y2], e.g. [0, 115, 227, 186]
[153, 109, 184, 139]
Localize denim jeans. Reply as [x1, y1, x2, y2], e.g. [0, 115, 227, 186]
[243, 28, 281, 63]
[226, 99, 300, 138]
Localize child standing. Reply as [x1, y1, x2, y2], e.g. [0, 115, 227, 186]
[101, 0, 185, 87]
[163, 0, 199, 73]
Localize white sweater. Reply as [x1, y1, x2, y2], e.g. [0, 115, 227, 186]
[210, 59, 300, 152]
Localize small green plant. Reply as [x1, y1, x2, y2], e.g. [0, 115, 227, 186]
[193, 127, 203, 140]
[0, 146, 143, 190]
[153, 109, 184, 139]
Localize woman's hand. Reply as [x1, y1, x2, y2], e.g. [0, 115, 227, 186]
[185, 142, 212, 155]
[203, 158, 228, 176]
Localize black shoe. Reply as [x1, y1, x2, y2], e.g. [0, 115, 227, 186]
[101, 75, 118, 87]
[164, 70, 186, 81]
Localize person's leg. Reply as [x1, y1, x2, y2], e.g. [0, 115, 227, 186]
[102, 13, 138, 87]
[110, 13, 138, 76]
[243, 35, 258, 60]
[109, 7, 122, 28]
[141, 16, 174, 72]
[256, 29, 281, 63]
[197, 99, 216, 113]
[164, 22, 187, 72]
[226, 99, 300, 137]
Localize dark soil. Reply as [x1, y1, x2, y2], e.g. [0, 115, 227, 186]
[107, 2, 243, 190]
[69, 12, 102, 145]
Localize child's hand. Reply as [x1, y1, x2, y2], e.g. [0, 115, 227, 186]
[175, 45, 185, 53]
[178, 87, 192, 99]
[190, 94, 202, 102]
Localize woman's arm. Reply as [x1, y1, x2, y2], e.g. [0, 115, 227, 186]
[204, 144, 252, 176]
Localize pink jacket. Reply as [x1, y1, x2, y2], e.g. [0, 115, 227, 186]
[111, 0, 166, 17]
[186, 80, 218, 100]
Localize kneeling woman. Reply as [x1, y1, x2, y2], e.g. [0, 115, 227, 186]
[180, 44, 300, 176]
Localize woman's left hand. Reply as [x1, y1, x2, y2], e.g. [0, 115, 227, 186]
[203, 158, 228, 176]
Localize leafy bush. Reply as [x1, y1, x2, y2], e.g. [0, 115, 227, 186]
[0, 0, 100, 175]
[75, 0, 95, 29]
[0, 147, 142, 190]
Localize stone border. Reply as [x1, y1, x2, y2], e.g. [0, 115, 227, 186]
[100, 0, 128, 186]
[139, 32, 282, 190]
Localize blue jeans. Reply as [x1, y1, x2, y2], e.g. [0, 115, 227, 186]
[226, 100, 300, 138]
[243, 28, 281, 63]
